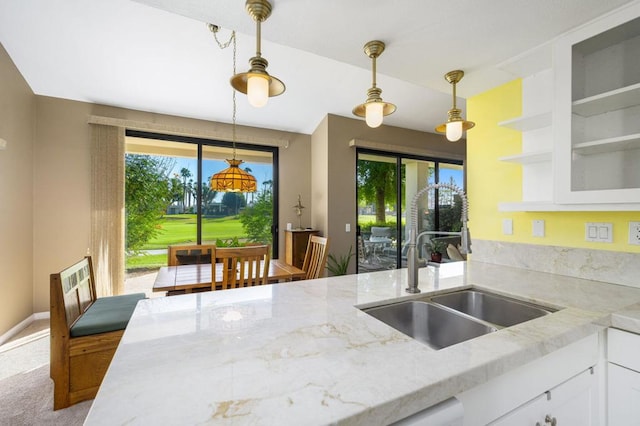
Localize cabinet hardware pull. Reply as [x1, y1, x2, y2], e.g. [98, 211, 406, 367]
[545, 414, 557, 425]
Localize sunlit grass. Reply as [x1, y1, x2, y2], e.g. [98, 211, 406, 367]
[126, 214, 247, 270]
[125, 253, 166, 270]
[142, 214, 246, 249]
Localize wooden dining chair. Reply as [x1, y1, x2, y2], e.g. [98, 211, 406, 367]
[167, 244, 215, 266]
[212, 245, 270, 290]
[301, 236, 329, 279]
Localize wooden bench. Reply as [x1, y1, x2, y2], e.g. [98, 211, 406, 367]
[49, 256, 146, 410]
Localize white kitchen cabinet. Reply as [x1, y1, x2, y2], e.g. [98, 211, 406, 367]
[608, 363, 640, 425]
[497, 1, 640, 211]
[491, 367, 598, 425]
[457, 333, 601, 425]
[608, 328, 640, 425]
[553, 2, 640, 207]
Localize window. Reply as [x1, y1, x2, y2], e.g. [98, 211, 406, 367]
[124, 131, 278, 273]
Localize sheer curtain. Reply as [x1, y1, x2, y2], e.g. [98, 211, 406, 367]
[90, 124, 125, 296]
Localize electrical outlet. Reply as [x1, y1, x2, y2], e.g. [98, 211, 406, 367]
[629, 222, 640, 246]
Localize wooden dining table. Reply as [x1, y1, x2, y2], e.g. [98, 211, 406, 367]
[152, 259, 307, 294]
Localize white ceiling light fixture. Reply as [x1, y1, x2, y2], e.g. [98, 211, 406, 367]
[435, 70, 475, 142]
[230, 0, 285, 108]
[353, 40, 396, 128]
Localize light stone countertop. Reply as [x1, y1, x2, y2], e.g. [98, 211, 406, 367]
[84, 261, 640, 425]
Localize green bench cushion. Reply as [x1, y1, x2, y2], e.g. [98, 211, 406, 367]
[70, 293, 146, 337]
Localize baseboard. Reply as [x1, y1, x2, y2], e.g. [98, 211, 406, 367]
[34, 311, 50, 320]
[0, 312, 50, 346]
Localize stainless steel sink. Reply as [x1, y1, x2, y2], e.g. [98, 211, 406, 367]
[362, 289, 558, 350]
[364, 301, 497, 350]
[428, 290, 554, 328]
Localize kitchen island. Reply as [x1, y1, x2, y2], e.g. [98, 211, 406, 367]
[84, 261, 640, 425]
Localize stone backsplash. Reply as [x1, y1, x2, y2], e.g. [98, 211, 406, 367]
[470, 240, 640, 288]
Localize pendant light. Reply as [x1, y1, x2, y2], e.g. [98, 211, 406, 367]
[230, 0, 285, 108]
[353, 40, 396, 128]
[435, 70, 475, 142]
[209, 24, 258, 193]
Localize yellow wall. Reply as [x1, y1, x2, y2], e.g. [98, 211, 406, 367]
[467, 79, 640, 253]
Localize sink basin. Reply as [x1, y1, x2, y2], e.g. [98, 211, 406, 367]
[364, 301, 496, 350]
[428, 290, 554, 328]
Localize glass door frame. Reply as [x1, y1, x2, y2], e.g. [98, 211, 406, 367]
[125, 129, 280, 256]
[355, 147, 464, 272]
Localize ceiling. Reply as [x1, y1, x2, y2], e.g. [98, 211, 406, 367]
[0, 0, 635, 135]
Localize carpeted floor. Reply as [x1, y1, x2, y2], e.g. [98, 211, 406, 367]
[0, 272, 159, 425]
[0, 364, 91, 425]
[0, 329, 91, 425]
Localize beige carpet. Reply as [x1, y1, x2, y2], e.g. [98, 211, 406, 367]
[0, 364, 91, 425]
[0, 331, 91, 425]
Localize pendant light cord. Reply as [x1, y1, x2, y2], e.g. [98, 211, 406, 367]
[232, 32, 237, 160]
[209, 24, 238, 160]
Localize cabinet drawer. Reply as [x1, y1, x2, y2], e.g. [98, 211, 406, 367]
[609, 328, 640, 372]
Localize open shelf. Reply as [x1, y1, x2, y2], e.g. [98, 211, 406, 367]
[573, 133, 640, 155]
[499, 151, 552, 164]
[498, 111, 551, 131]
[572, 83, 640, 117]
[499, 201, 640, 212]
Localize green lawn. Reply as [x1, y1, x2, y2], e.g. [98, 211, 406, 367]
[142, 214, 245, 249]
[126, 253, 167, 270]
[126, 214, 246, 270]
[358, 214, 404, 229]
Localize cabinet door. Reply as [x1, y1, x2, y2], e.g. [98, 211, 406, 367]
[608, 363, 640, 426]
[490, 368, 598, 426]
[553, 2, 640, 205]
[547, 368, 598, 426]
[490, 393, 547, 425]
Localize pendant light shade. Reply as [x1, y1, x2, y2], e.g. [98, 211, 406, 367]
[353, 40, 396, 128]
[210, 159, 258, 192]
[230, 0, 285, 107]
[435, 70, 475, 142]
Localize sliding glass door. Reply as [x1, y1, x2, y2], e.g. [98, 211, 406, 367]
[124, 131, 278, 274]
[356, 149, 463, 272]
[356, 152, 400, 271]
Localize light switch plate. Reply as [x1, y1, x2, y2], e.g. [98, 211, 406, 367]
[502, 219, 513, 235]
[532, 220, 545, 237]
[345, 223, 351, 233]
[586, 222, 613, 243]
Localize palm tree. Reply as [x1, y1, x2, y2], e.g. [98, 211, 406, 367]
[244, 166, 254, 204]
[200, 182, 217, 215]
[179, 167, 192, 212]
[187, 178, 194, 210]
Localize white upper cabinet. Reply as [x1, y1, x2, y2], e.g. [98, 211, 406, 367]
[498, 1, 640, 211]
[553, 2, 640, 207]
